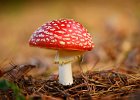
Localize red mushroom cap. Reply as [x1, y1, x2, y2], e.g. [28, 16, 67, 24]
[29, 19, 94, 51]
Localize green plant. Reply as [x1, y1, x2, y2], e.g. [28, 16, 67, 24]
[0, 79, 25, 100]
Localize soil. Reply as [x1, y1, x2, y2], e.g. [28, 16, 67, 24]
[0, 64, 140, 100]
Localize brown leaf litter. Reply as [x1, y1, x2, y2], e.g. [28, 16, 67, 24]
[0, 64, 140, 100]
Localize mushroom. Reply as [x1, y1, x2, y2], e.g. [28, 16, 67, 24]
[29, 19, 94, 85]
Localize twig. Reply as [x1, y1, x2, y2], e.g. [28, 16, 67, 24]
[70, 90, 88, 97]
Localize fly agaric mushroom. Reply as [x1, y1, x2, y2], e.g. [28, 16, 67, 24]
[29, 19, 94, 85]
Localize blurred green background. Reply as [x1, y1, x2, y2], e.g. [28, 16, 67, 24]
[0, 0, 140, 74]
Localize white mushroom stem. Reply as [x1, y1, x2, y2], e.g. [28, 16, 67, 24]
[55, 50, 84, 85]
[59, 62, 73, 85]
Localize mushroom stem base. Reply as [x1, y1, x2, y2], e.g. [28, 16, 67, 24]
[59, 62, 73, 85]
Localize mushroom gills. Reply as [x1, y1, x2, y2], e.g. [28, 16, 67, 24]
[55, 50, 84, 64]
